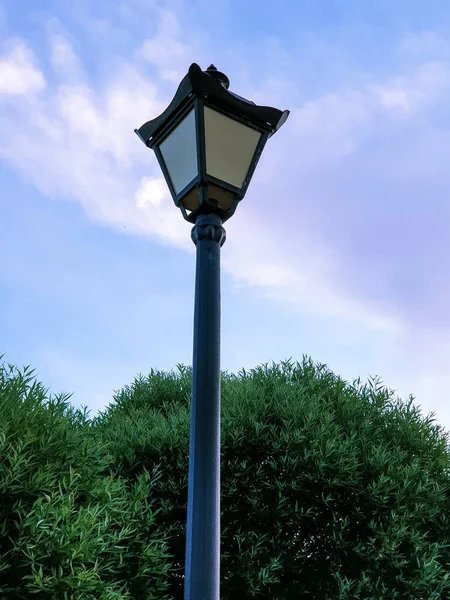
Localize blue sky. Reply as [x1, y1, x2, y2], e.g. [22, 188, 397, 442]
[1, 0, 450, 428]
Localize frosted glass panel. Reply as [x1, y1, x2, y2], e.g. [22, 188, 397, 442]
[159, 109, 198, 194]
[204, 106, 261, 189]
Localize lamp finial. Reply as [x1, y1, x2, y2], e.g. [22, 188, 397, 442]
[206, 64, 230, 89]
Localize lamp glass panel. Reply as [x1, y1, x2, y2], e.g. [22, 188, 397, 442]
[204, 106, 262, 189]
[159, 109, 198, 194]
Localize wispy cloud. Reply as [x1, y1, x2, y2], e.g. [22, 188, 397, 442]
[291, 60, 450, 160]
[0, 35, 188, 247]
[50, 33, 85, 82]
[140, 8, 204, 83]
[0, 42, 46, 95]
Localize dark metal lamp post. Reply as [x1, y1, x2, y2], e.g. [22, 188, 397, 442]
[135, 63, 288, 600]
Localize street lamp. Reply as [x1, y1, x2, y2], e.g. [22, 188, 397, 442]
[135, 63, 288, 600]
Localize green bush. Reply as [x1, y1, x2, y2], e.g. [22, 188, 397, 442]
[2, 356, 450, 598]
[96, 359, 450, 599]
[0, 360, 171, 599]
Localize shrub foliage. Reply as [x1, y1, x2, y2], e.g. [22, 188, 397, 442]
[2, 356, 450, 599]
[0, 360, 171, 599]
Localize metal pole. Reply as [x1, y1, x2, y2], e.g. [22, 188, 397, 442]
[184, 213, 226, 600]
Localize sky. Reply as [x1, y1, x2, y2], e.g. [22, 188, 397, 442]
[1, 0, 450, 428]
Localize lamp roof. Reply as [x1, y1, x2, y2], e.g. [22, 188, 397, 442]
[135, 63, 289, 148]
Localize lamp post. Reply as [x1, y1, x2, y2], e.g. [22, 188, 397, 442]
[135, 63, 289, 600]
